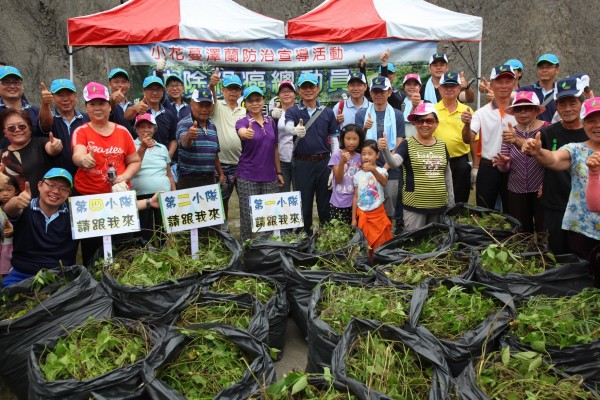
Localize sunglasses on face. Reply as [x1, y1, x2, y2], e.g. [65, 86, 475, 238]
[414, 118, 437, 125]
[5, 123, 28, 133]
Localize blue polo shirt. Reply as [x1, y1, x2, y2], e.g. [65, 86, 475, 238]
[164, 98, 191, 121]
[176, 116, 220, 175]
[285, 101, 338, 157]
[45, 109, 89, 176]
[145, 107, 177, 149]
[110, 101, 135, 136]
[331, 97, 371, 128]
[517, 82, 557, 123]
[10, 198, 77, 275]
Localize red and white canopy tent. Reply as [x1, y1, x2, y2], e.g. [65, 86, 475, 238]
[287, 0, 483, 103]
[66, 0, 285, 79]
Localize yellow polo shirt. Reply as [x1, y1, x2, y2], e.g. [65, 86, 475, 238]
[434, 100, 471, 158]
[212, 100, 246, 164]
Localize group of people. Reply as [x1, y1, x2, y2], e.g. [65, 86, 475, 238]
[0, 48, 598, 286]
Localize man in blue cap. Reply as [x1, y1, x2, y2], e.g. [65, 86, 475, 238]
[139, 76, 177, 159]
[285, 72, 338, 234]
[1, 167, 161, 287]
[106, 67, 136, 135]
[208, 68, 246, 227]
[38, 79, 89, 176]
[0, 66, 41, 136]
[420, 53, 475, 104]
[518, 53, 560, 122]
[154, 58, 191, 122]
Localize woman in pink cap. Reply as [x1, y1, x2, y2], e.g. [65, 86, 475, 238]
[71, 81, 141, 264]
[493, 91, 549, 233]
[522, 97, 600, 287]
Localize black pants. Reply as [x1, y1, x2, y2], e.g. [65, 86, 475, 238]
[293, 157, 331, 234]
[507, 191, 544, 233]
[476, 160, 508, 212]
[568, 231, 600, 287]
[450, 154, 471, 204]
[544, 208, 569, 255]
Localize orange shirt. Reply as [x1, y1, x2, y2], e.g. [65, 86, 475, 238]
[72, 123, 136, 194]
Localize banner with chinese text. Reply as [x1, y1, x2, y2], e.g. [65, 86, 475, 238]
[250, 191, 303, 233]
[159, 184, 224, 233]
[70, 191, 140, 239]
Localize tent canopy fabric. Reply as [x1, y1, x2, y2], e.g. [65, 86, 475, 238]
[68, 0, 285, 46]
[286, 0, 482, 43]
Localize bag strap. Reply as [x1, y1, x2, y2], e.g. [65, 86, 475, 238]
[541, 91, 554, 107]
[304, 107, 325, 131]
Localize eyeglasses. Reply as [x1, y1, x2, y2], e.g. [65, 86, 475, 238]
[1, 80, 22, 87]
[144, 87, 164, 93]
[42, 180, 70, 194]
[224, 86, 242, 92]
[245, 97, 264, 104]
[414, 118, 437, 125]
[5, 123, 28, 133]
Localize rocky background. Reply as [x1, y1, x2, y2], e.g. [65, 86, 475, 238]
[0, 0, 596, 106]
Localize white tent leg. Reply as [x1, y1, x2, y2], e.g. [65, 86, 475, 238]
[69, 46, 74, 82]
[477, 41, 482, 109]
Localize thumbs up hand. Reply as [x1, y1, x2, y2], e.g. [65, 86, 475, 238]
[336, 105, 344, 124]
[461, 107, 473, 124]
[460, 71, 468, 89]
[294, 118, 306, 138]
[363, 112, 373, 130]
[16, 181, 31, 209]
[502, 122, 517, 144]
[41, 82, 53, 105]
[521, 131, 542, 156]
[410, 91, 421, 108]
[377, 137, 388, 150]
[359, 54, 366, 68]
[135, 98, 149, 115]
[586, 152, 600, 173]
[156, 55, 168, 72]
[48, 132, 63, 153]
[188, 120, 199, 139]
[111, 88, 125, 104]
[82, 149, 96, 169]
[478, 78, 489, 94]
[209, 67, 220, 87]
[270, 107, 282, 120]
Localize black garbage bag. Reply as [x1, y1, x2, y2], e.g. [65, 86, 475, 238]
[142, 323, 276, 400]
[455, 345, 600, 399]
[409, 277, 515, 376]
[280, 249, 375, 339]
[101, 228, 242, 323]
[309, 221, 368, 257]
[168, 292, 269, 345]
[243, 231, 310, 286]
[306, 275, 412, 372]
[200, 271, 288, 358]
[331, 318, 453, 400]
[502, 288, 600, 389]
[27, 318, 165, 400]
[375, 248, 477, 287]
[474, 250, 593, 299]
[442, 203, 521, 247]
[373, 222, 457, 265]
[264, 372, 356, 398]
[0, 265, 113, 399]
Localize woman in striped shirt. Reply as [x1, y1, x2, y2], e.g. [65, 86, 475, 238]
[493, 91, 549, 233]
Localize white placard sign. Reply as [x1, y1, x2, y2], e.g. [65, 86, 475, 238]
[69, 191, 140, 239]
[249, 191, 303, 233]
[159, 184, 224, 233]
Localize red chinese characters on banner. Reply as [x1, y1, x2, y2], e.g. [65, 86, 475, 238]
[242, 48, 257, 63]
[224, 48, 239, 63]
[168, 46, 185, 61]
[312, 46, 326, 61]
[329, 46, 344, 61]
[277, 49, 292, 62]
[260, 48, 275, 63]
[151, 45, 167, 60]
[295, 48, 309, 62]
[206, 48, 222, 62]
[188, 47, 203, 62]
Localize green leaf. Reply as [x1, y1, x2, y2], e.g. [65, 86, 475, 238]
[501, 346, 511, 365]
[291, 375, 308, 395]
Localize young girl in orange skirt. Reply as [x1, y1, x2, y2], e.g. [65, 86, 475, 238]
[351, 139, 393, 258]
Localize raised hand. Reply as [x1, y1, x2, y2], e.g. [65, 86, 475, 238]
[188, 121, 199, 139]
[82, 149, 96, 169]
[521, 131, 542, 156]
[461, 107, 473, 124]
[377, 137, 388, 150]
[209, 67, 220, 87]
[156, 54, 168, 72]
[16, 181, 32, 209]
[364, 112, 373, 130]
[502, 122, 517, 144]
[294, 118, 306, 138]
[48, 132, 63, 152]
[41, 82, 53, 105]
[586, 152, 600, 172]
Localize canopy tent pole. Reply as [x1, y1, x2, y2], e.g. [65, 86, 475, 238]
[69, 46, 74, 82]
[477, 41, 482, 109]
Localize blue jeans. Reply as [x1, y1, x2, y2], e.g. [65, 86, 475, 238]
[293, 157, 331, 234]
[279, 161, 294, 193]
[2, 269, 34, 288]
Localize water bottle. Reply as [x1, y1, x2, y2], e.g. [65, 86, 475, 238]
[107, 163, 117, 184]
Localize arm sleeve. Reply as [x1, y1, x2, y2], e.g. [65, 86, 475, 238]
[445, 160, 455, 207]
[587, 171, 600, 212]
[381, 145, 403, 168]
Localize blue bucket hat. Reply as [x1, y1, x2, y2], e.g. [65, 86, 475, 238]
[50, 79, 77, 93]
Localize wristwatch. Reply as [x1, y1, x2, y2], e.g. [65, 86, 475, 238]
[146, 198, 151, 208]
